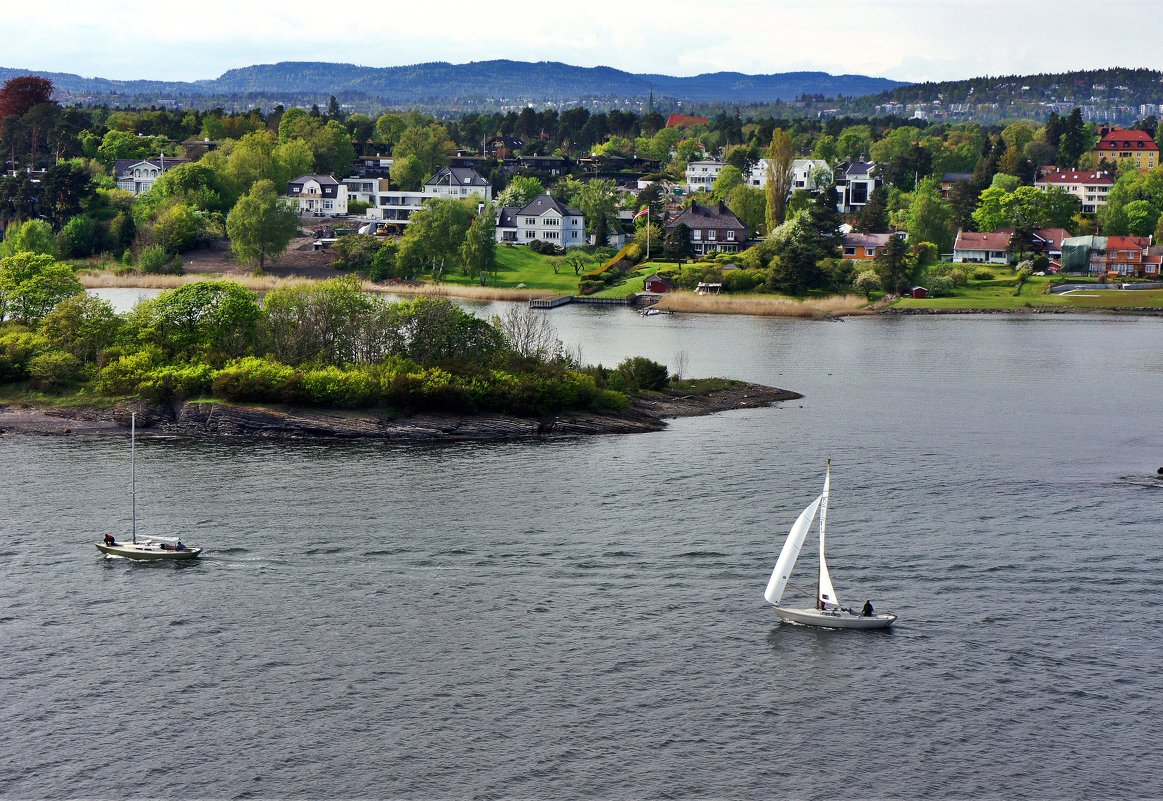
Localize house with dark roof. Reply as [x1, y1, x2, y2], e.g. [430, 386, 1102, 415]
[666, 202, 748, 257]
[114, 157, 190, 195]
[287, 175, 348, 217]
[939, 172, 973, 199]
[842, 232, 893, 260]
[835, 162, 880, 214]
[495, 194, 586, 248]
[424, 166, 492, 200]
[516, 154, 568, 176]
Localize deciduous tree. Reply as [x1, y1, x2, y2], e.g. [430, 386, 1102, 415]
[226, 179, 299, 274]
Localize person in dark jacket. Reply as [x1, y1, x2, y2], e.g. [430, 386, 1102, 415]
[861, 600, 874, 617]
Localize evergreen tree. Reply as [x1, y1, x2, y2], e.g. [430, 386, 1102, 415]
[1057, 108, 1088, 168]
[874, 234, 915, 295]
[856, 185, 890, 233]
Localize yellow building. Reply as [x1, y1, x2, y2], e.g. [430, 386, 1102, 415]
[1093, 128, 1159, 172]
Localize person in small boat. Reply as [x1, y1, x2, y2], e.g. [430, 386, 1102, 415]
[861, 600, 874, 617]
[176, 540, 186, 551]
[103, 534, 116, 546]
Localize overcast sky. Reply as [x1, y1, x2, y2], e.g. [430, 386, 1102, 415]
[9, 0, 1161, 84]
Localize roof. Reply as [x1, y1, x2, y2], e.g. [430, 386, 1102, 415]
[667, 201, 747, 231]
[1033, 228, 1071, 249]
[665, 113, 709, 128]
[113, 157, 189, 175]
[290, 175, 340, 185]
[954, 230, 1012, 251]
[941, 172, 974, 182]
[1095, 128, 1159, 152]
[516, 195, 582, 218]
[426, 166, 489, 187]
[1037, 170, 1114, 186]
[844, 232, 891, 248]
[846, 162, 876, 177]
[496, 206, 519, 229]
[1105, 235, 1151, 251]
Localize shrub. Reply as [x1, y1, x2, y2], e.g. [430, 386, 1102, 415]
[28, 351, 82, 392]
[529, 239, 564, 256]
[722, 268, 766, 292]
[300, 365, 377, 408]
[97, 348, 164, 395]
[1032, 255, 1050, 272]
[138, 244, 182, 274]
[949, 268, 968, 287]
[0, 330, 50, 382]
[927, 275, 955, 297]
[616, 356, 669, 391]
[971, 268, 994, 281]
[137, 363, 215, 403]
[211, 357, 301, 403]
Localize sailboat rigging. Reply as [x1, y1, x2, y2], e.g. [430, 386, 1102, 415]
[95, 413, 202, 561]
[764, 459, 895, 629]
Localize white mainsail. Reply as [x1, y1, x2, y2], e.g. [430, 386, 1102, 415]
[764, 495, 823, 605]
[817, 461, 840, 608]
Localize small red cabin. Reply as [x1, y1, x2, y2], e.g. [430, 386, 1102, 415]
[643, 273, 675, 293]
[910, 286, 929, 299]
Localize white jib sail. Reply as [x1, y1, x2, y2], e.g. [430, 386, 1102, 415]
[817, 462, 840, 608]
[764, 495, 823, 606]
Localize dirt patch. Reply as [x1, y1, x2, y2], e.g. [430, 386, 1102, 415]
[180, 227, 347, 280]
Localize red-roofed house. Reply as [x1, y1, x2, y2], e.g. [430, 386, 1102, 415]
[1093, 128, 1159, 172]
[953, 230, 1012, 263]
[1103, 235, 1152, 276]
[666, 114, 709, 129]
[1034, 170, 1114, 213]
[1143, 246, 1163, 278]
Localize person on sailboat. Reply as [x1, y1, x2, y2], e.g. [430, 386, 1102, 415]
[104, 534, 116, 546]
[861, 600, 874, 617]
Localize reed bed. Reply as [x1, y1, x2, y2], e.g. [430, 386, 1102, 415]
[78, 270, 549, 302]
[652, 292, 870, 318]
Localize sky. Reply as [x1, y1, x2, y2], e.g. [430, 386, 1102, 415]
[8, 0, 1162, 85]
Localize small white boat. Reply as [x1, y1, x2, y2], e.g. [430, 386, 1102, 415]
[764, 460, 895, 629]
[95, 413, 202, 561]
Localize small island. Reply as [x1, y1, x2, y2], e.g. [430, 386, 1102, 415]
[0, 275, 800, 441]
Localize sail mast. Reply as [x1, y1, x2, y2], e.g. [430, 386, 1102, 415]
[817, 459, 828, 607]
[130, 412, 137, 544]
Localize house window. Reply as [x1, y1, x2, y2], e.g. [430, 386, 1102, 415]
[844, 246, 856, 256]
[544, 231, 559, 239]
[525, 218, 537, 225]
[708, 230, 716, 240]
[727, 230, 735, 241]
[524, 231, 535, 239]
[571, 231, 579, 239]
[692, 229, 701, 240]
[545, 217, 559, 226]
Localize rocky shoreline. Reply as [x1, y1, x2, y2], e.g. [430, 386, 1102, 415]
[0, 383, 801, 442]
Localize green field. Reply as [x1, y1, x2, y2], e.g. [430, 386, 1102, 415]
[434, 246, 601, 294]
[893, 266, 1163, 311]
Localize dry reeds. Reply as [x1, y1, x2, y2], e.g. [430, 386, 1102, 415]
[652, 291, 870, 318]
[78, 270, 550, 302]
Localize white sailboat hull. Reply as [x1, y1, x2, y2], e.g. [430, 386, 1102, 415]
[773, 605, 896, 629]
[96, 541, 202, 561]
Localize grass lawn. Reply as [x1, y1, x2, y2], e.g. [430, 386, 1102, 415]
[433, 246, 603, 294]
[894, 265, 1163, 311]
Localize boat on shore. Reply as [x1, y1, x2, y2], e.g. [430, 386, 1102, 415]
[764, 460, 895, 629]
[95, 413, 202, 561]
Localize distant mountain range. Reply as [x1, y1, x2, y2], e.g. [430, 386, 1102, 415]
[0, 60, 907, 111]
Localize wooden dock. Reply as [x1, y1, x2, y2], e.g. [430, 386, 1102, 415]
[529, 295, 636, 309]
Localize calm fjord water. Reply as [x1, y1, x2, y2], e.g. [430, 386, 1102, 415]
[3, 308, 1162, 799]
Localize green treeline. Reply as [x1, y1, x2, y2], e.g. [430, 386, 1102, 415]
[0, 272, 667, 416]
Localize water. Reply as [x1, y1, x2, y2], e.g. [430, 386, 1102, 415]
[4, 309, 1162, 799]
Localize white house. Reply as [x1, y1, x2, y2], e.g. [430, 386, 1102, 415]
[1033, 169, 1113, 214]
[495, 194, 586, 248]
[287, 175, 349, 217]
[114, 157, 189, 195]
[952, 230, 1011, 263]
[836, 162, 879, 214]
[685, 160, 724, 194]
[748, 158, 832, 191]
[345, 167, 492, 225]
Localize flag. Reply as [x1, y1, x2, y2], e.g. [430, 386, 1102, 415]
[633, 207, 649, 219]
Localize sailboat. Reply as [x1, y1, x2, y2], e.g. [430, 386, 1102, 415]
[764, 459, 895, 629]
[95, 413, 202, 561]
